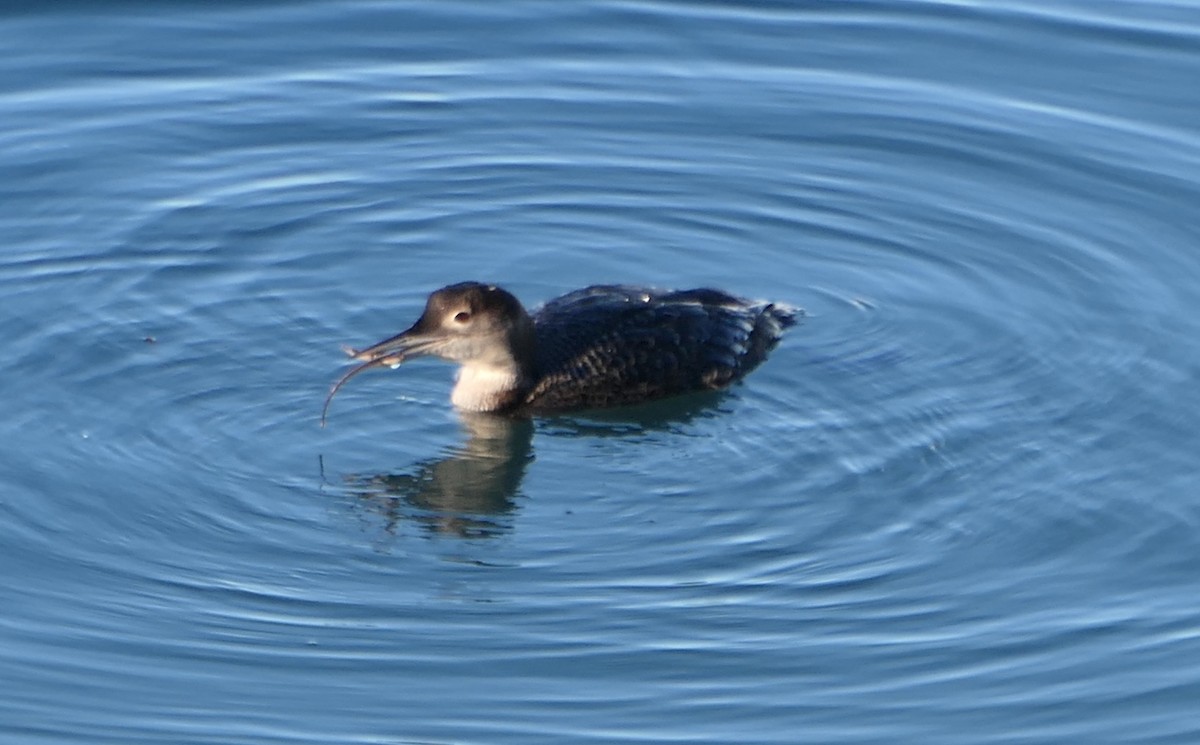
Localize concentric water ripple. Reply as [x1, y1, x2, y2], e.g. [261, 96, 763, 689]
[3, 1, 1200, 743]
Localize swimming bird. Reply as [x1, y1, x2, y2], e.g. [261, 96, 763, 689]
[322, 282, 798, 423]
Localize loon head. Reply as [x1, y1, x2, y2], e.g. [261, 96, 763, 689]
[346, 282, 536, 412]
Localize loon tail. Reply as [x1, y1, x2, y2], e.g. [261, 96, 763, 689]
[767, 302, 802, 329]
[743, 300, 801, 374]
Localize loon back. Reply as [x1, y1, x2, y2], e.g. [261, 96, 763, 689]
[521, 285, 798, 412]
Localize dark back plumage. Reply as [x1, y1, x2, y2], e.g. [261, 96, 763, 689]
[520, 285, 798, 412]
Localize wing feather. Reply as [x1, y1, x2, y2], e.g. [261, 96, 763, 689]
[523, 285, 797, 411]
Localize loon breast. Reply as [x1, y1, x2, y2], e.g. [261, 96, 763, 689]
[322, 282, 798, 423]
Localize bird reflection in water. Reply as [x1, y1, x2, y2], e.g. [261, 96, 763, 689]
[332, 393, 728, 541]
[341, 413, 534, 539]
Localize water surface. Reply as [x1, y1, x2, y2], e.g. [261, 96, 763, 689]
[3, 1, 1200, 743]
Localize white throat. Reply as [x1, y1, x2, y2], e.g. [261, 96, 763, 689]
[451, 362, 521, 412]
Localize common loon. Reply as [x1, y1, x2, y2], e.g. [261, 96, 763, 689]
[322, 282, 798, 424]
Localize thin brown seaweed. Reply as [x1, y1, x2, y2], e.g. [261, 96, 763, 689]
[320, 350, 404, 427]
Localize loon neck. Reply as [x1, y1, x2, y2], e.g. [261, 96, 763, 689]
[451, 361, 527, 412]
[449, 318, 538, 413]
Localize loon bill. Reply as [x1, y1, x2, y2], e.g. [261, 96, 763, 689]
[321, 281, 798, 426]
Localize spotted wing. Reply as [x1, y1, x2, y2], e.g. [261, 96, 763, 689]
[524, 285, 796, 412]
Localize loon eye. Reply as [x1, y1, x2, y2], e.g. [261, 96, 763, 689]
[453, 311, 471, 324]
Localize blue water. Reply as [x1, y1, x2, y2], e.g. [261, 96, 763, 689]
[3, 1, 1200, 743]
